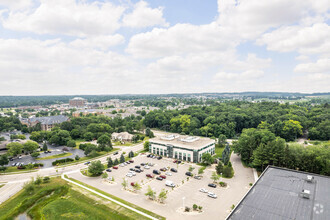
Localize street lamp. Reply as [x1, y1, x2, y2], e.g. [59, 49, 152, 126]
[182, 197, 185, 208]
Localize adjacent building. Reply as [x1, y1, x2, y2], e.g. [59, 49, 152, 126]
[69, 97, 86, 107]
[149, 134, 215, 163]
[111, 132, 134, 142]
[227, 166, 330, 220]
[20, 115, 69, 131]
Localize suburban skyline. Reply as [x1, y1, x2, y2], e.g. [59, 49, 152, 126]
[0, 0, 329, 95]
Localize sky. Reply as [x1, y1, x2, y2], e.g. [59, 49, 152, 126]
[0, 0, 329, 95]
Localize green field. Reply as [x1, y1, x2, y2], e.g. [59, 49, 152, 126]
[0, 166, 38, 174]
[0, 177, 150, 220]
[37, 152, 73, 160]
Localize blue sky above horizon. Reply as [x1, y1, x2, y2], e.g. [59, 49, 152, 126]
[0, 0, 329, 95]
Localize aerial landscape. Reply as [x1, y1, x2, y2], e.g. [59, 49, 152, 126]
[0, 1, 329, 220]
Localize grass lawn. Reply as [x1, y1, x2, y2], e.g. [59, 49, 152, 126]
[214, 146, 225, 158]
[0, 184, 4, 188]
[66, 176, 165, 220]
[74, 139, 86, 149]
[0, 166, 38, 174]
[0, 177, 150, 220]
[114, 141, 133, 146]
[37, 152, 73, 160]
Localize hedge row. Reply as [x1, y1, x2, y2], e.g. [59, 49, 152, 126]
[52, 158, 74, 166]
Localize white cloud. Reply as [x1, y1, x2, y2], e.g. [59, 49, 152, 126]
[69, 34, 124, 50]
[127, 22, 237, 58]
[257, 23, 330, 54]
[1, 0, 125, 37]
[0, 0, 32, 10]
[123, 1, 168, 28]
[294, 58, 330, 74]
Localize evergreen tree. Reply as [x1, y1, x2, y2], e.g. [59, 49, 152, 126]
[114, 158, 119, 165]
[107, 157, 113, 168]
[216, 161, 224, 175]
[42, 142, 48, 151]
[120, 154, 125, 163]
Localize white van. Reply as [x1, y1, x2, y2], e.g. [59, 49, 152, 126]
[165, 180, 175, 187]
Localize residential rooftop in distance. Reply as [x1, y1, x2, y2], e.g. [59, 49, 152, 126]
[227, 166, 330, 220]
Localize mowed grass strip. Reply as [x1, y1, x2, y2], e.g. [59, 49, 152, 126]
[66, 176, 165, 220]
[37, 152, 73, 160]
[0, 177, 148, 220]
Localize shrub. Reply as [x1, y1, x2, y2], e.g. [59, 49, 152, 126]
[43, 176, 50, 183]
[0, 166, 7, 171]
[198, 206, 203, 211]
[231, 204, 235, 210]
[34, 176, 42, 185]
[193, 204, 198, 210]
[52, 158, 74, 166]
[185, 207, 190, 212]
[75, 155, 80, 160]
[219, 181, 227, 187]
[249, 182, 253, 186]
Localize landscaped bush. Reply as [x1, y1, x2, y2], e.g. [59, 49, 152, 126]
[52, 158, 74, 166]
[219, 181, 227, 187]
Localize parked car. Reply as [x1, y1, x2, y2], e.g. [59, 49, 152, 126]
[208, 183, 217, 188]
[208, 192, 217, 198]
[165, 180, 175, 187]
[147, 154, 151, 158]
[113, 166, 118, 169]
[165, 172, 172, 176]
[160, 167, 167, 172]
[185, 172, 193, 176]
[84, 161, 91, 165]
[135, 165, 141, 169]
[170, 168, 177, 173]
[129, 168, 135, 171]
[157, 156, 162, 160]
[131, 182, 135, 186]
[148, 163, 154, 166]
[129, 171, 136, 176]
[173, 160, 177, 163]
[199, 188, 208, 193]
[126, 161, 130, 164]
[141, 163, 145, 166]
[177, 161, 182, 164]
[153, 170, 160, 175]
[126, 173, 133, 177]
[106, 169, 112, 172]
[144, 165, 150, 169]
[114, 152, 119, 155]
[160, 175, 166, 179]
[129, 160, 134, 163]
[194, 176, 202, 180]
[119, 164, 124, 167]
[135, 169, 141, 173]
[146, 174, 154, 178]
[156, 176, 163, 181]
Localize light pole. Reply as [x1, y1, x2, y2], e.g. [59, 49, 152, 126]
[182, 197, 185, 208]
[220, 173, 222, 182]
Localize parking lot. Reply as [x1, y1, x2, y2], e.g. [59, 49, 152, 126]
[68, 153, 255, 220]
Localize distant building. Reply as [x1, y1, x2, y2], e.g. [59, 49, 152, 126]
[111, 132, 134, 142]
[69, 97, 86, 107]
[20, 115, 69, 131]
[149, 134, 215, 163]
[227, 166, 330, 220]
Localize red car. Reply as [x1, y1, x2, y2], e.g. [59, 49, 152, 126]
[113, 166, 118, 169]
[160, 175, 166, 179]
[129, 160, 134, 163]
[146, 174, 154, 178]
[131, 182, 135, 186]
[173, 160, 177, 163]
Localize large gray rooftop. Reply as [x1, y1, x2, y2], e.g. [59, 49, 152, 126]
[227, 166, 330, 220]
[29, 115, 69, 125]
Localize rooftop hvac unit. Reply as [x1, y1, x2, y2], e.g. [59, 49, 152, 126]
[306, 175, 314, 183]
[301, 189, 310, 199]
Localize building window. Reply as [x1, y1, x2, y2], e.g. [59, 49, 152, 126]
[157, 148, 159, 155]
[175, 152, 178, 159]
[188, 154, 191, 162]
[183, 153, 186, 161]
[179, 152, 182, 160]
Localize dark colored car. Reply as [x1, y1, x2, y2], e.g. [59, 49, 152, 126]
[157, 156, 162, 160]
[160, 175, 166, 179]
[141, 163, 145, 166]
[147, 154, 151, 158]
[173, 160, 177, 163]
[156, 176, 163, 181]
[185, 172, 193, 176]
[135, 169, 141, 173]
[135, 165, 141, 169]
[146, 174, 154, 178]
[130, 168, 135, 171]
[113, 166, 118, 169]
[170, 168, 177, 173]
[106, 169, 112, 172]
[160, 167, 167, 172]
[153, 169, 160, 175]
[177, 161, 182, 164]
[129, 160, 134, 163]
[114, 152, 119, 155]
[208, 183, 217, 188]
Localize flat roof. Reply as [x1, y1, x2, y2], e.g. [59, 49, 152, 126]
[227, 166, 330, 220]
[149, 134, 215, 150]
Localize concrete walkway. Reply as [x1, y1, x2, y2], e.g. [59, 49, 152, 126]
[61, 173, 158, 220]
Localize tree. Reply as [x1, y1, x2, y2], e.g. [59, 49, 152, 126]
[107, 157, 113, 168]
[145, 185, 156, 200]
[114, 158, 119, 165]
[281, 120, 303, 141]
[158, 189, 168, 203]
[102, 172, 108, 179]
[223, 166, 233, 178]
[67, 140, 76, 148]
[216, 162, 224, 175]
[121, 178, 128, 189]
[97, 134, 112, 151]
[144, 141, 150, 151]
[218, 134, 227, 147]
[198, 167, 205, 175]
[88, 160, 104, 176]
[23, 140, 39, 154]
[75, 155, 80, 160]
[7, 142, 23, 156]
[133, 182, 142, 192]
[188, 166, 195, 172]
[42, 142, 48, 151]
[222, 144, 231, 165]
[120, 154, 125, 163]
[31, 152, 40, 158]
[0, 155, 9, 166]
[83, 132, 94, 141]
[211, 171, 220, 183]
[201, 153, 213, 166]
